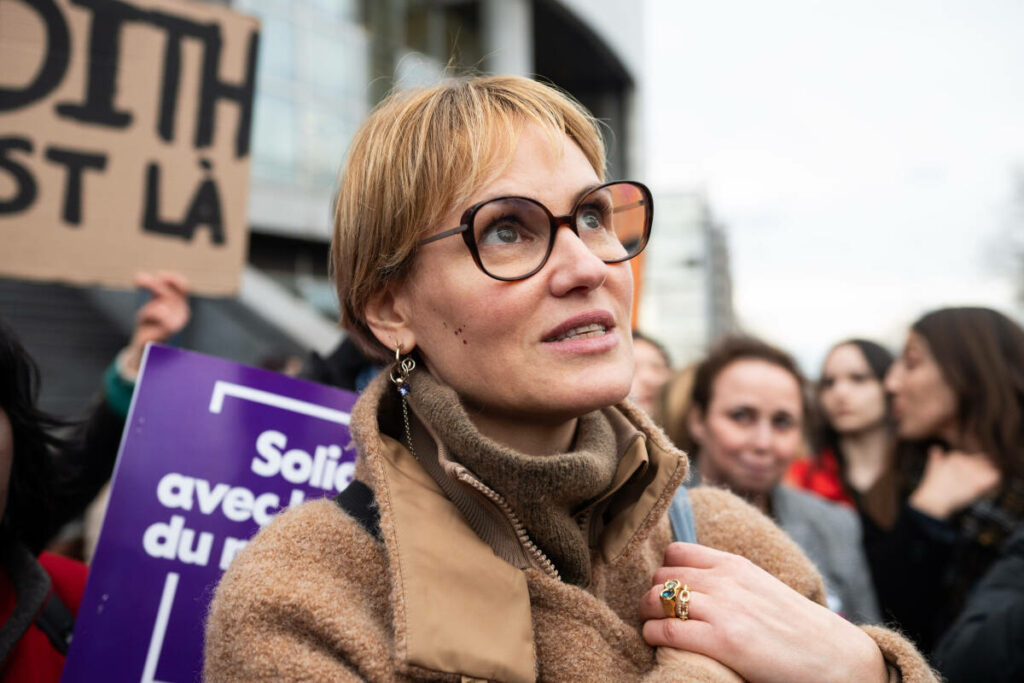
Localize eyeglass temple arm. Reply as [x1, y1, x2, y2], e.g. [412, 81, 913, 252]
[612, 199, 646, 214]
[419, 225, 469, 245]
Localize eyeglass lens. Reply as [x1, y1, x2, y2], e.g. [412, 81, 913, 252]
[470, 182, 649, 279]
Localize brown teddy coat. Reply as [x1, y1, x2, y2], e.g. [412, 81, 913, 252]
[204, 374, 934, 682]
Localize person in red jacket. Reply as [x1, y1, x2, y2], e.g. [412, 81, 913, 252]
[0, 319, 90, 681]
[0, 272, 189, 681]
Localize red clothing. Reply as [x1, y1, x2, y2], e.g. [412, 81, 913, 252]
[0, 552, 87, 682]
[786, 448, 855, 508]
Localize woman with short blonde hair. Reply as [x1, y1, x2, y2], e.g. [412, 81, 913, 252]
[205, 76, 933, 682]
[332, 77, 605, 360]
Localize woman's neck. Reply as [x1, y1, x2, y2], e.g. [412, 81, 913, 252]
[698, 461, 772, 515]
[938, 422, 981, 453]
[467, 411, 579, 456]
[746, 492, 771, 515]
[839, 425, 890, 493]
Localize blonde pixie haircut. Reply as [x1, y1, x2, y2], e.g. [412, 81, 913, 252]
[332, 75, 607, 360]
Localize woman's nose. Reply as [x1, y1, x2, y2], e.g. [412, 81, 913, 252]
[832, 381, 851, 401]
[546, 226, 610, 296]
[752, 421, 773, 450]
[884, 363, 902, 393]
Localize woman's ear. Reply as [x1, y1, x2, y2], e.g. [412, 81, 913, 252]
[364, 285, 416, 353]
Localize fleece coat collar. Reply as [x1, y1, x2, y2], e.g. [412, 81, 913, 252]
[205, 379, 938, 682]
[351, 371, 688, 681]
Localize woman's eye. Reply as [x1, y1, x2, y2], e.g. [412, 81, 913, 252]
[819, 377, 834, 390]
[494, 227, 520, 243]
[577, 206, 607, 231]
[772, 413, 796, 430]
[479, 220, 529, 246]
[728, 408, 755, 424]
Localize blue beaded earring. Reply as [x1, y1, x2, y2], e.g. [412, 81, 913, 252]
[389, 344, 416, 396]
[390, 344, 418, 459]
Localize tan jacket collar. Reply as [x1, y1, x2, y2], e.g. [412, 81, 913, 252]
[349, 373, 689, 681]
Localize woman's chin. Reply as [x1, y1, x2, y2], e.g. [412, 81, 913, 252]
[538, 383, 632, 420]
[732, 468, 783, 495]
[895, 421, 931, 441]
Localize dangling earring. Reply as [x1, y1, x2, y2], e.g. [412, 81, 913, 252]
[390, 344, 418, 459]
[389, 344, 416, 396]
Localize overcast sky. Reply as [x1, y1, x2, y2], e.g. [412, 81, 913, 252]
[643, 0, 1024, 373]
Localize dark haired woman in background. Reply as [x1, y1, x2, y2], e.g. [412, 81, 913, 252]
[788, 340, 900, 526]
[875, 307, 1024, 658]
[1, 272, 189, 680]
[0, 321, 110, 680]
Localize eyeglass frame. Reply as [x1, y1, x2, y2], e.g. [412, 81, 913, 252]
[416, 180, 654, 282]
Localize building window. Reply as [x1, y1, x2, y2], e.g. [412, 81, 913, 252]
[236, 0, 370, 197]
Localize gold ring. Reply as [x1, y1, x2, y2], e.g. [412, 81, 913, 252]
[675, 584, 691, 621]
[659, 579, 682, 618]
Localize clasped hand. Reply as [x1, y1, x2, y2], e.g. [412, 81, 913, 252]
[639, 543, 887, 683]
[909, 446, 1002, 520]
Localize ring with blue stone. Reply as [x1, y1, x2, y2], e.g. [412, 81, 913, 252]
[659, 579, 682, 618]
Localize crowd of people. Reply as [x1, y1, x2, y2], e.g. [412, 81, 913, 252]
[638, 308, 1024, 681]
[1, 74, 1022, 682]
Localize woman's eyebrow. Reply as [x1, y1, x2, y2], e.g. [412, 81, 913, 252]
[570, 183, 602, 205]
[483, 183, 599, 206]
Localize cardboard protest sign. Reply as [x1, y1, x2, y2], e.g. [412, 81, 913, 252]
[0, 0, 259, 295]
[62, 345, 359, 682]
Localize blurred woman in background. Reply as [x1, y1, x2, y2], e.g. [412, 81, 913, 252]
[654, 363, 698, 453]
[0, 273, 189, 680]
[684, 336, 881, 624]
[788, 340, 899, 526]
[628, 331, 672, 416]
[0, 321, 86, 681]
[874, 307, 1024, 655]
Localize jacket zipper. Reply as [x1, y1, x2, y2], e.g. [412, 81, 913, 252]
[451, 465, 562, 581]
[412, 408, 562, 581]
[575, 508, 598, 545]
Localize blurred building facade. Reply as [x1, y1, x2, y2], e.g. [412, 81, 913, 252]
[1, 0, 649, 413]
[638, 190, 736, 366]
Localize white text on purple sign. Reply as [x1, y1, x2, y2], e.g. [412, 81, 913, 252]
[141, 429, 353, 571]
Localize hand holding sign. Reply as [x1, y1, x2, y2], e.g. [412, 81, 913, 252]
[123, 271, 191, 376]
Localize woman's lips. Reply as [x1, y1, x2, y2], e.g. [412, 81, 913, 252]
[541, 310, 615, 343]
[543, 327, 618, 354]
[739, 459, 776, 477]
[548, 322, 607, 342]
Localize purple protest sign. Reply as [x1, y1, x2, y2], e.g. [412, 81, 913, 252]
[62, 345, 359, 682]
